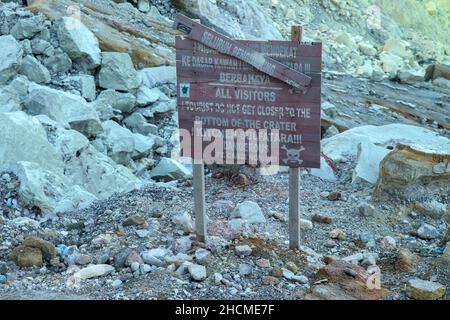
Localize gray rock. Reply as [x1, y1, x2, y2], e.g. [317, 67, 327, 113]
[66, 75, 96, 101]
[141, 252, 164, 267]
[123, 112, 158, 135]
[24, 84, 103, 137]
[0, 35, 23, 84]
[136, 86, 163, 106]
[135, 229, 150, 238]
[0, 261, 8, 275]
[31, 39, 52, 55]
[19, 55, 50, 84]
[43, 51, 72, 74]
[130, 262, 140, 272]
[417, 223, 440, 240]
[231, 201, 266, 224]
[100, 120, 135, 165]
[56, 17, 101, 71]
[406, 278, 446, 300]
[111, 279, 123, 288]
[239, 263, 252, 277]
[98, 52, 140, 91]
[235, 245, 252, 256]
[10, 16, 44, 40]
[149, 158, 192, 182]
[188, 264, 207, 281]
[96, 89, 136, 113]
[139, 66, 176, 88]
[291, 275, 309, 284]
[195, 248, 211, 264]
[357, 202, 377, 217]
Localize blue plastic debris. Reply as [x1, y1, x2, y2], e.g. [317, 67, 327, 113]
[404, 236, 414, 241]
[0, 275, 6, 284]
[56, 244, 69, 256]
[6, 198, 17, 209]
[435, 247, 445, 255]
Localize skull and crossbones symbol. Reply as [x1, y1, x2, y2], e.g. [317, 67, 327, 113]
[281, 145, 305, 165]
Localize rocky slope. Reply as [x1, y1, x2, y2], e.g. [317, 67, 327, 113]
[0, 0, 449, 300]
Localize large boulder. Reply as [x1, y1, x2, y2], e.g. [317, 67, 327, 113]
[231, 201, 266, 224]
[96, 89, 136, 113]
[322, 124, 450, 163]
[374, 144, 450, 207]
[149, 157, 192, 182]
[24, 84, 103, 137]
[0, 75, 30, 112]
[352, 141, 390, 184]
[0, 35, 23, 84]
[0, 111, 63, 173]
[56, 17, 101, 71]
[139, 66, 176, 88]
[100, 120, 135, 165]
[19, 55, 51, 84]
[123, 112, 158, 135]
[10, 15, 45, 40]
[98, 52, 140, 91]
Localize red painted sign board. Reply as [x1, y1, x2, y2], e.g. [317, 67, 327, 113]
[173, 16, 322, 168]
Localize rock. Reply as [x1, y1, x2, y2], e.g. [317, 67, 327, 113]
[136, 86, 161, 106]
[359, 232, 376, 247]
[172, 212, 195, 234]
[395, 248, 419, 272]
[100, 120, 135, 165]
[396, 69, 424, 84]
[149, 158, 192, 182]
[231, 201, 266, 224]
[312, 214, 333, 224]
[42, 50, 72, 74]
[0, 111, 63, 172]
[406, 279, 446, 300]
[24, 84, 103, 137]
[187, 264, 207, 281]
[285, 261, 299, 273]
[125, 250, 144, 266]
[352, 141, 390, 184]
[256, 258, 270, 268]
[135, 229, 150, 238]
[322, 124, 450, 163]
[138, 0, 150, 13]
[291, 275, 309, 284]
[262, 275, 280, 285]
[75, 264, 115, 279]
[417, 223, 440, 240]
[0, 262, 7, 275]
[195, 248, 211, 265]
[309, 156, 337, 182]
[19, 55, 50, 84]
[239, 263, 252, 277]
[374, 144, 450, 206]
[0, 35, 23, 85]
[380, 52, 403, 76]
[235, 245, 252, 256]
[380, 236, 396, 250]
[299, 219, 313, 230]
[383, 38, 410, 59]
[56, 17, 101, 71]
[327, 191, 341, 201]
[130, 262, 140, 272]
[358, 42, 377, 56]
[357, 202, 377, 217]
[139, 66, 176, 88]
[96, 90, 136, 113]
[10, 16, 45, 40]
[12, 217, 39, 229]
[67, 75, 96, 101]
[98, 52, 140, 91]
[330, 229, 346, 241]
[140, 264, 152, 274]
[75, 254, 92, 266]
[22, 236, 57, 261]
[11, 245, 43, 268]
[325, 240, 337, 248]
[123, 112, 158, 135]
[123, 215, 146, 227]
[111, 279, 123, 288]
[425, 64, 450, 82]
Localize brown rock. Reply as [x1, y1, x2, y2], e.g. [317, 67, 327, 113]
[123, 215, 146, 227]
[262, 276, 280, 286]
[270, 266, 284, 278]
[395, 248, 420, 272]
[312, 214, 333, 224]
[11, 245, 43, 268]
[286, 261, 299, 273]
[406, 279, 446, 300]
[22, 236, 57, 261]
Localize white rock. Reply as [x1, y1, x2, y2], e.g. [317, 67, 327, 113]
[100, 120, 135, 165]
[24, 84, 103, 137]
[75, 264, 115, 279]
[352, 141, 390, 184]
[231, 201, 266, 224]
[235, 245, 252, 256]
[0, 111, 63, 173]
[136, 86, 162, 106]
[139, 66, 176, 88]
[0, 35, 23, 84]
[12, 217, 39, 229]
[299, 219, 313, 230]
[309, 156, 337, 182]
[57, 17, 101, 71]
[322, 124, 450, 163]
[380, 52, 403, 76]
[19, 55, 50, 84]
[98, 52, 140, 91]
[188, 264, 207, 281]
[417, 223, 440, 240]
[96, 90, 136, 113]
[123, 112, 158, 135]
[149, 158, 192, 181]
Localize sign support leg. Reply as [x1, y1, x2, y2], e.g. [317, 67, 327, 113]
[289, 167, 301, 250]
[193, 162, 207, 243]
[289, 25, 302, 250]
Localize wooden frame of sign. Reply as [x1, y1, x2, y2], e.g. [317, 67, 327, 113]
[173, 15, 322, 249]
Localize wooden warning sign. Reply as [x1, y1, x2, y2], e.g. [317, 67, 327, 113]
[174, 16, 322, 168]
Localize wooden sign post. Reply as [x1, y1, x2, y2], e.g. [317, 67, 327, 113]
[289, 26, 302, 250]
[173, 16, 322, 250]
